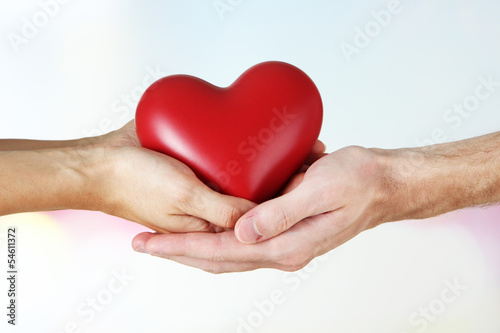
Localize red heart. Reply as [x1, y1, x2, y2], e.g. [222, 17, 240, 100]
[135, 61, 323, 203]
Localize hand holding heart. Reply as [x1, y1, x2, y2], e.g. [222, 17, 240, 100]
[129, 61, 387, 271]
[98, 120, 256, 233]
[132, 146, 392, 273]
[98, 120, 325, 235]
[86, 60, 327, 237]
[3, 63, 499, 275]
[106, 62, 390, 272]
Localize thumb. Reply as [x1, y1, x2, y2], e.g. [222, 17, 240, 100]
[235, 182, 328, 244]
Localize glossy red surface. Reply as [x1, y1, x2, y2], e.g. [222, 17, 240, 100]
[136, 61, 323, 203]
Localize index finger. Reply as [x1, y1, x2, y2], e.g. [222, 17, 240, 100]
[142, 230, 274, 263]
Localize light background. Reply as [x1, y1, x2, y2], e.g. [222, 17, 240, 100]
[0, 0, 499, 332]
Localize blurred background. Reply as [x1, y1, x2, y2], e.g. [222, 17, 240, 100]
[1, 1, 499, 332]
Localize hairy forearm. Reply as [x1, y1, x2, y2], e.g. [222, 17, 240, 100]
[0, 146, 108, 216]
[382, 132, 500, 222]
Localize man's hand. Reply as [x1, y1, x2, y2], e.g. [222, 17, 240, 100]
[132, 132, 500, 273]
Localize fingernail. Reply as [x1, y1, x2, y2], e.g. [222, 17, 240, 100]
[134, 245, 147, 254]
[238, 218, 262, 244]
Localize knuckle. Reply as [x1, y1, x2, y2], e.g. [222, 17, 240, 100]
[174, 186, 195, 208]
[207, 236, 226, 262]
[268, 207, 292, 235]
[175, 180, 208, 212]
[218, 205, 240, 228]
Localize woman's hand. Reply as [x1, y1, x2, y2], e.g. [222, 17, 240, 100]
[0, 120, 256, 234]
[89, 121, 257, 233]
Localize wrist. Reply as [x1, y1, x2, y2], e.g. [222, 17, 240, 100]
[63, 143, 115, 213]
[376, 147, 432, 222]
[70, 124, 141, 217]
[366, 146, 440, 224]
[370, 146, 446, 223]
[362, 148, 408, 225]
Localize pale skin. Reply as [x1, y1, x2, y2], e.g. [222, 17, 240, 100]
[132, 132, 500, 273]
[0, 121, 259, 233]
[2, 122, 500, 273]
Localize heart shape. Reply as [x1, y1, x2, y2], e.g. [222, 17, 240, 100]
[135, 61, 323, 203]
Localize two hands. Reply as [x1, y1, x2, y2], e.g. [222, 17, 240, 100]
[132, 146, 388, 273]
[128, 125, 500, 273]
[3, 121, 499, 273]
[96, 121, 390, 273]
[1, 120, 349, 273]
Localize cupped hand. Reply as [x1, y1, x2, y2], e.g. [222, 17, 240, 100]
[92, 121, 256, 234]
[131, 145, 393, 273]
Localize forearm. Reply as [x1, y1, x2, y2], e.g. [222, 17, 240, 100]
[0, 147, 108, 216]
[382, 132, 500, 222]
[0, 137, 98, 152]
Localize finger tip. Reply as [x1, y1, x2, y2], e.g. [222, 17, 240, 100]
[131, 232, 156, 253]
[235, 217, 262, 244]
[313, 140, 327, 153]
[144, 233, 181, 256]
